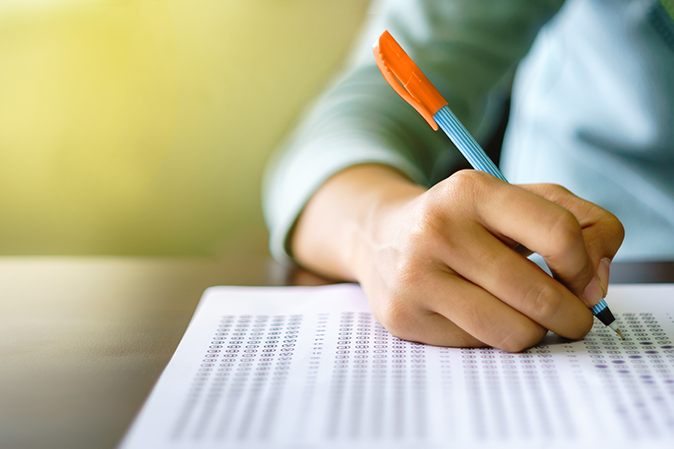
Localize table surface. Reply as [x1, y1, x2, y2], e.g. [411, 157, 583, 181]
[1, 256, 672, 449]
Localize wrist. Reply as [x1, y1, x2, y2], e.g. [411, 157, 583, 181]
[341, 166, 425, 284]
[291, 164, 424, 282]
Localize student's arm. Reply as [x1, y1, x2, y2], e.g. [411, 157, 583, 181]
[292, 164, 623, 351]
[264, 0, 567, 265]
[262, 0, 627, 350]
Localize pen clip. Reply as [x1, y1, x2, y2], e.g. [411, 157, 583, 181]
[373, 30, 448, 131]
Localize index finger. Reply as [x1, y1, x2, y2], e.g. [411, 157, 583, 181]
[517, 183, 624, 298]
[472, 176, 611, 305]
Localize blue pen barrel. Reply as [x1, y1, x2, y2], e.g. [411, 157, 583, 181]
[591, 298, 617, 326]
[434, 106, 508, 182]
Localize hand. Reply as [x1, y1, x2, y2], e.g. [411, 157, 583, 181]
[292, 165, 624, 351]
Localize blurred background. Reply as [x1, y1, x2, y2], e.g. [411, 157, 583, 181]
[0, 0, 369, 255]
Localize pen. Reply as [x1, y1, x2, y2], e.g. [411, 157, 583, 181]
[372, 30, 625, 340]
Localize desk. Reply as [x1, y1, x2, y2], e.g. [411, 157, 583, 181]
[0, 257, 672, 449]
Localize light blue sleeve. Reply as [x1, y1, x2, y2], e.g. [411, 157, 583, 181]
[262, 0, 565, 265]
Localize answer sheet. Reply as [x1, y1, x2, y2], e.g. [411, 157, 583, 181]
[120, 284, 674, 449]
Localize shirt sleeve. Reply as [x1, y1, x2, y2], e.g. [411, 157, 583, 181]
[262, 0, 565, 265]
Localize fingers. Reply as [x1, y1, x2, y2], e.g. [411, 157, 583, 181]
[519, 182, 625, 252]
[440, 226, 594, 341]
[519, 183, 624, 292]
[462, 173, 623, 305]
[370, 269, 548, 352]
[472, 177, 593, 299]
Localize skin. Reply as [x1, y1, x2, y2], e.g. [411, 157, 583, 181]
[291, 164, 625, 352]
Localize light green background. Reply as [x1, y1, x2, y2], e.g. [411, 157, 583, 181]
[0, 0, 369, 255]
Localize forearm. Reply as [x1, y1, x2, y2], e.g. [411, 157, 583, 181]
[291, 164, 424, 281]
[265, 1, 566, 265]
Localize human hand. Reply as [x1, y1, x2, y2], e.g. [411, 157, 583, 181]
[292, 165, 624, 352]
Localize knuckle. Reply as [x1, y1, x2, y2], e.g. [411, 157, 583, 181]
[447, 169, 478, 190]
[443, 169, 491, 198]
[375, 297, 416, 341]
[428, 169, 495, 224]
[586, 204, 625, 255]
[542, 183, 571, 197]
[615, 219, 626, 242]
[526, 182, 573, 204]
[462, 305, 494, 339]
[606, 212, 626, 246]
[526, 284, 564, 321]
[497, 322, 547, 353]
[546, 210, 582, 255]
[451, 332, 486, 348]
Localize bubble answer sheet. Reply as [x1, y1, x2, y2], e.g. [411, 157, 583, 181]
[119, 284, 674, 449]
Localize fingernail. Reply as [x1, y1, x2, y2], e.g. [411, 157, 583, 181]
[583, 276, 603, 307]
[597, 257, 611, 297]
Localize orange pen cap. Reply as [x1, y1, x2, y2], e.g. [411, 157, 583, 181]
[373, 30, 448, 131]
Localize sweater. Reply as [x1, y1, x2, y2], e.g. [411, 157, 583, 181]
[263, 0, 674, 265]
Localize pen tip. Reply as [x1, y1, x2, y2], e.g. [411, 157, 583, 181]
[616, 328, 626, 340]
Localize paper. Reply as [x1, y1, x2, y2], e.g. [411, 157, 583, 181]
[120, 284, 674, 448]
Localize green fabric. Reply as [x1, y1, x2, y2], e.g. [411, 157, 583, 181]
[264, 0, 674, 264]
[663, 0, 674, 20]
[263, 0, 565, 264]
